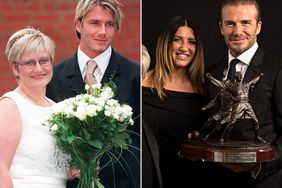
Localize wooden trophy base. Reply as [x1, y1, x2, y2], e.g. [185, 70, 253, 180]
[180, 139, 274, 163]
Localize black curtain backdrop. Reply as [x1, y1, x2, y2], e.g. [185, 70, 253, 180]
[142, 0, 282, 69]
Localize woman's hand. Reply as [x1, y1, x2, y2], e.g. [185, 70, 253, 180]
[67, 164, 100, 179]
[68, 167, 80, 179]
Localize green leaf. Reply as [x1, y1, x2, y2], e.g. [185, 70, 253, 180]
[83, 128, 92, 140]
[95, 178, 105, 188]
[88, 139, 103, 149]
[111, 136, 127, 148]
[67, 135, 75, 144]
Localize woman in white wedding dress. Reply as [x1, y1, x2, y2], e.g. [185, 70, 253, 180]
[0, 28, 79, 188]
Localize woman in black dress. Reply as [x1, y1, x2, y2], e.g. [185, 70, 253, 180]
[142, 16, 206, 187]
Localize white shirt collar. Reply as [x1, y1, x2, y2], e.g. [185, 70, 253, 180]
[77, 46, 112, 82]
[228, 42, 258, 65]
[94, 46, 112, 74]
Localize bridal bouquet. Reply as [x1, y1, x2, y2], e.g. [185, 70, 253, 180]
[45, 82, 134, 188]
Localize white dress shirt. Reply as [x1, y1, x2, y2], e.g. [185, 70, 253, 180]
[223, 43, 258, 80]
[77, 46, 112, 83]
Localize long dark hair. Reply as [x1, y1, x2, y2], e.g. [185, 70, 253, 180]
[148, 16, 205, 98]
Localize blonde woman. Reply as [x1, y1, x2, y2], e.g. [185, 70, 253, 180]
[142, 44, 151, 78]
[0, 28, 78, 188]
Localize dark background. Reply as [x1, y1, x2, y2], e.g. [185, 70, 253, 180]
[142, 0, 282, 69]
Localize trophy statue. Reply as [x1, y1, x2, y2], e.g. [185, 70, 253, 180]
[180, 72, 274, 163]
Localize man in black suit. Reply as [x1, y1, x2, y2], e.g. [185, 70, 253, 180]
[203, 0, 282, 187]
[46, 0, 140, 187]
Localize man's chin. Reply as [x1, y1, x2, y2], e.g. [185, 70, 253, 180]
[93, 45, 109, 52]
[230, 44, 247, 54]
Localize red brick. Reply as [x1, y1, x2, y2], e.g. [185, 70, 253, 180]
[0, 0, 140, 95]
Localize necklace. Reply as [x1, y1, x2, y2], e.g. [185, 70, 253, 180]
[16, 87, 51, 107]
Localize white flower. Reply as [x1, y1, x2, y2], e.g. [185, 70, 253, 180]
[74, 103, 87, 120]
[45, 82, 133, 188]
[86, 105, 98, 117]
[64, 105, 75, 118]
[100, 87, 114, 100]
[47, 83, 133, 134]
[85, 84, 90, 91]
[129, 118, 134, 125]
[106, 99, 119, 107]
[104, 110, 111, 117]
[51, 101, 67, 114]
[93, 98, 105, 110]
[121, 105, 133, 116]
[51, 124, 58, 132]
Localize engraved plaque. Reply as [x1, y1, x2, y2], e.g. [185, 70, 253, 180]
[180, 139, 274, 163]
[213, 152, 256, 163]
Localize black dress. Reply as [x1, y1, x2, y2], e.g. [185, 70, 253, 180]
[142, 86, 207, 188]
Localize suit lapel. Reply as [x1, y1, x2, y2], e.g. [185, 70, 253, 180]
[64, 53, 85, 94]
[101, 50, 121, 84]
[244, 47, 265, 82]
[214, 60, 226, 80]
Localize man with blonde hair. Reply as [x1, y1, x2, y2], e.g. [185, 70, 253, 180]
[47, 0, 140, 188]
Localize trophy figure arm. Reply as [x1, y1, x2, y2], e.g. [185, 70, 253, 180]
[209, 77, 227, 91]
[202, 102, 215, 110]
[202, 95, 219, 111]
[249, 73, 263, 85]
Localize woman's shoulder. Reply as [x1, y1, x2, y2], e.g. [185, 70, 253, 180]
[0, 93, 18, 109]
[1, 91, 28, 107]
[0, 92, 21, 131]
[0, 91, 18, 106]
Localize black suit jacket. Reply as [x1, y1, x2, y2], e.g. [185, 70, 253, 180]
[142, 116, 162, 188]
[47, 49, 140, 188]
[203, 47, 282, 188]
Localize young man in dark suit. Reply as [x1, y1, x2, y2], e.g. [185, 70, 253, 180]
[46, 0, 140, 187]
[204, 0, 282, 187]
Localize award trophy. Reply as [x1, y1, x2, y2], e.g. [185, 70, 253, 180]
[180, 72, 274, 163]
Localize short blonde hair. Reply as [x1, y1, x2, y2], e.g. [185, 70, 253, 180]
[5, 27, 55, 64]
[142, 44, 151, 78]
[74, 0, 123, 39]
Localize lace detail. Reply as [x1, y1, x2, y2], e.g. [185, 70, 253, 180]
[4, 91, 67, 187]
[51, 144, 71, 173]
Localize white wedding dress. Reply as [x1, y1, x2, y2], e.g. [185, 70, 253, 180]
[4, 91, 68, 188]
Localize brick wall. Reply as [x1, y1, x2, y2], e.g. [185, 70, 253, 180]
[0, 0, 140, 95]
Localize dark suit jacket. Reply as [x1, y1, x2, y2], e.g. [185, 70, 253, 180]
[142, 116, 162, 188]
[46, 49, 140, 188]
[203, 47, 282, 188]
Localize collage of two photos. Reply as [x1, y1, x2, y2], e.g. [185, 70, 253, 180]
[1, 0, 282, 188]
